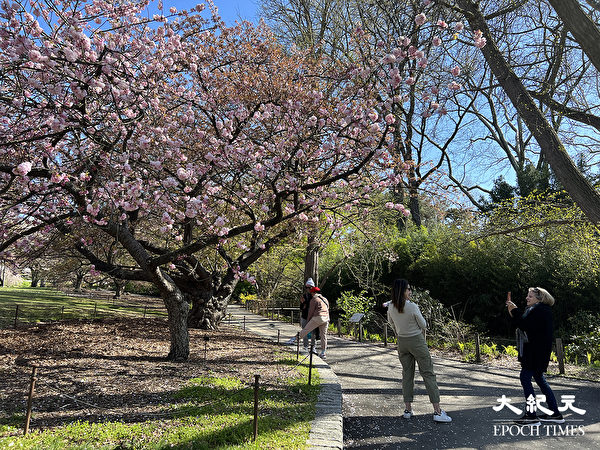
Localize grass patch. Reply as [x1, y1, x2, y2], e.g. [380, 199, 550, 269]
[0, 358, 319, 449]
[0, 286, 165, 327]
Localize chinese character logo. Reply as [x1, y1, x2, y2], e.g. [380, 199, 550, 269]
[493, 394, 586, 416]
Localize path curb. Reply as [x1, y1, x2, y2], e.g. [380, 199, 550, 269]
[227, 305, 343, 450]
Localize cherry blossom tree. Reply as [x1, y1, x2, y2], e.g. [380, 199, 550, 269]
[0, 0, 468, 360]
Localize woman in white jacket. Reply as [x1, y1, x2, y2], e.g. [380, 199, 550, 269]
[387, 278, 452, 423]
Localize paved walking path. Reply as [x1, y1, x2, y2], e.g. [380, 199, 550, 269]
[227, 304, 600, 449]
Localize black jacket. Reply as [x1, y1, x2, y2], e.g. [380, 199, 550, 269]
[300, 293, 311, 320]
[510, 303, 554, 372]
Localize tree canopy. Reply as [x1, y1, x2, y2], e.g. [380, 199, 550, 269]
[0, 0, 475, 359]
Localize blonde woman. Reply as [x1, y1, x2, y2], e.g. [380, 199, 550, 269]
[506, 287, 564, 425]
[387, 278, 452, 423]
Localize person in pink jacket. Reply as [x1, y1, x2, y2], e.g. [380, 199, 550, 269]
[287, 284, 330, 359]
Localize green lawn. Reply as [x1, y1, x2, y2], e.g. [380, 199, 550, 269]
[0, 286, 166, 327]
[0, 362, 320, 449]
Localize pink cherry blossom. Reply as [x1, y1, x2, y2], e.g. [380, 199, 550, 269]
[475, 36, 487, 49]
[13, 162, 32, 177]
[473, 30, 487, 48]
[415, 13, 427, 26]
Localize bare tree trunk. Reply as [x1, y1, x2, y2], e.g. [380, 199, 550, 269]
[30, 268, 40, 288]
[150, 268, 190, 361]
[408, 181, 422, 227]
[304, 232, 320, 285]
[187, 273, 237, 329]
[458, 0, 600, 223]
[113, 278, 125, 299]
[163, 289, 190, 361]
[74, 273, 84, 292]
[547, 0, 600, 73]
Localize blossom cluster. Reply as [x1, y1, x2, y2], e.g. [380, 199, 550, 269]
[0, 0, 480, 277]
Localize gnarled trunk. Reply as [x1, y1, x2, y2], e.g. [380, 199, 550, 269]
[187, 277, 237, 329]
[30, 268, 41, 287]
[113, 278, 126, 299]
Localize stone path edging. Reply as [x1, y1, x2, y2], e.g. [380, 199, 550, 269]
[226, 305, 343, 450]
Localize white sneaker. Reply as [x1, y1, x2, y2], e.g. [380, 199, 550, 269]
[302, 346, 309, 353]
[285, 337, 296, 346]
[402, 409, 413, 419]
[433, 410, 452, 423]
[319, 351, 326, 359]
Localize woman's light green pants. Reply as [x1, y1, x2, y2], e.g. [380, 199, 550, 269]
[396, 333, 440, 404]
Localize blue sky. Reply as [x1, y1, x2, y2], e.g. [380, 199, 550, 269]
[164, 1, 260, 25]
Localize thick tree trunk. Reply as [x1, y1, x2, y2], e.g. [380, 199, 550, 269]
[547, 0, 600, 74]
[187, 277, 237, 329]
[408, 184, 422, 227]
[162, 289, 190, 361]
[304, 232, 319, 285]
[458, 0, 600, 223]
[30, 269, 40, 288]
[74, 272, 84, 292]
[113, 278, 125, 299]
[149, 267, 190, 361]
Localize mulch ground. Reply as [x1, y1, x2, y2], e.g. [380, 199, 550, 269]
[0, 318, 297, 433]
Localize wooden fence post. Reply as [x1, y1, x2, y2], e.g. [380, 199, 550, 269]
[24, 366, 38, 435]
[475, 334, 481, 363]
[384, 323, 388, 347]
[556, 338, 565, 375]
[337, 318, 342, 337]
[253, 374, 260, 441]
[308, 344, 314, 385]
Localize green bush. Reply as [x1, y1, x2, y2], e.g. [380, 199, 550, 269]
[566, 327, 600, 365]
[337, 290, 375, 326]
[124, 281, 159, 296]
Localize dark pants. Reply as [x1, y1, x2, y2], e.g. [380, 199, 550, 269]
[519, 368, 559, 414]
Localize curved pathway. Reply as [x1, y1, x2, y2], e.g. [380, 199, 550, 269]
[228, 305, 600, 449]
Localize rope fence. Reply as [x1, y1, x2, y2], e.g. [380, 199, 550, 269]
[0, 301, 167, 328]
[12, 314, 317, 442]
[17, 361, 312, 440]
